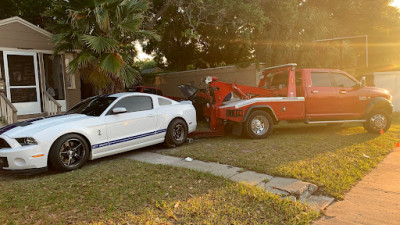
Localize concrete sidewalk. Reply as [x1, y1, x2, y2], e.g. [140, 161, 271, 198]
[315, 148, 400, 225]
[124, 150, 334, 211]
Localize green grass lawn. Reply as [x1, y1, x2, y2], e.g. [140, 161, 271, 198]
[0, 158, 317, 224]
[161, 116, 400, 199]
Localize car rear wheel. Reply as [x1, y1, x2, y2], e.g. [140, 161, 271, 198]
[49, 134, 90, 172]
[363, 110, 391, 134]
[245, 110, 273, 139]
[165, 119, 188, 148]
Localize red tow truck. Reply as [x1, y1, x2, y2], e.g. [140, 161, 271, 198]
[186, 63, 393, 138]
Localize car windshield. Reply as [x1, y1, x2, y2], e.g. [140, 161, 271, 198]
[67, 96, 117, 116]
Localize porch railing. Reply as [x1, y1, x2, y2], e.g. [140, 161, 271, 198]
[0, 93, 17, 125]
[43, 92, 62, 116]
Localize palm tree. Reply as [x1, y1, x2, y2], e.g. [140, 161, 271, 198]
[47, 0, 158, 92]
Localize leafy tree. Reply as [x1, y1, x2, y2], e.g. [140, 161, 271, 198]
[0, 0, 53, 28]
[303, 0, 400, 72]
[145, 0, 266, 70]
[47, 0, 158, 92]
[253, 0, 338, 68]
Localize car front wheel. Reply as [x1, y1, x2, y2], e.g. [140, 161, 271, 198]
[49, 134, 90, 172]
[363, 110, 391, 134]
[165, 119, 188, 148]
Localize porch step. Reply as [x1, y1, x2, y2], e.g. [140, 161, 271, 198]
[17, 113, 47, 122]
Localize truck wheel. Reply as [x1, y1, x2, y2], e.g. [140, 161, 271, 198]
[363, 110, 391, 134]
[245, 110, 273, 139]
[165, 119, 188, 148]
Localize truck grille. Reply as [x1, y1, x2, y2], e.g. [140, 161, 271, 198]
[0, 138, 10, 149]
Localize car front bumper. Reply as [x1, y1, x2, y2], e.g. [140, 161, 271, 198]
[0, 140, 48, 171]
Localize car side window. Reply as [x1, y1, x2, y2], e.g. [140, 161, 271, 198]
[311, 72, 331, 87]
[111, 96, 153, 113]
[331, 73, 357, 88]
[158, 98, 172, 106]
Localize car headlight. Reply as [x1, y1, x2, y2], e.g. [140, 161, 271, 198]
[16, 137, 38, 146]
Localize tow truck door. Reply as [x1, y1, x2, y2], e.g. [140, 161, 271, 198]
[305, 71, 342, 120]
[330, 72, 366, 119]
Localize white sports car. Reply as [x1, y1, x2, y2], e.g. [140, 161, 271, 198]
[0, 93, 197, 172]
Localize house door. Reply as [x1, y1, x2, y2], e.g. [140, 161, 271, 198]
[3, 51, 41, 115]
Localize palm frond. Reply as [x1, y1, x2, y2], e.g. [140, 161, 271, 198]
[119, 64, 139, 87]
[86, 66, 111, 90]
[119, 15, 143, 32]
[48, 0, 157, 92]
[81, 35, 118, 52]
[99, 53, 124, 73]
[121, 0, 148, 14]
[94, 4, 110, 33]
[67, 57, 80, 74]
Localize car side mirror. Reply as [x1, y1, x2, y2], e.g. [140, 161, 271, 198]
[112, 107, 127, 114]
[360, 76, 366, 87]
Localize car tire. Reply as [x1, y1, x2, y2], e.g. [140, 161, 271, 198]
[48, 134, 90, 172]
[165, 119, 188, 148]
[363, 110, 392, 134]
[245, 110, 273, 139]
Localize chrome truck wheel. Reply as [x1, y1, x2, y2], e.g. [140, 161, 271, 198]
[245, 110, 273, 139]
[363, 110, 391, 134]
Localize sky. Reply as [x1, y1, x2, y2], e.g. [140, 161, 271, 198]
[391, 0, 400, 8]
[135, 41, 153, 61]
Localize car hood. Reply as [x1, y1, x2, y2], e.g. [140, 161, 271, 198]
[0, 114, 91, 138]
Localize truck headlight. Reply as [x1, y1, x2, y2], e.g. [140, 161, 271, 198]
[16, 137, 38, 146]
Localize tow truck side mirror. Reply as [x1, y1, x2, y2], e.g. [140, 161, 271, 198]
[360, 76, 366, 87]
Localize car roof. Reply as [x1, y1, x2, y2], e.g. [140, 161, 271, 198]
[108, 92, 151, 98]
[108, 92, 173, 100]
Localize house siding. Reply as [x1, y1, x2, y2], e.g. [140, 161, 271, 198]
[373, 71, 400, 112]
[0, 22, 52, 51]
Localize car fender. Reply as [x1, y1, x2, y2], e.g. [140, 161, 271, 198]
[156, 104, 197, 133]
[34, 119, 105, 154]
[365, 97, 393, 116]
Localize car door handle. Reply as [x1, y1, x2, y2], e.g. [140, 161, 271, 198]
[311, 90, 319, 94]
[340, 91, 347, 94]
[148, 114, 155, 117]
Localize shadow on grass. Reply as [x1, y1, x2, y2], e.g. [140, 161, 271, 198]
[0, 157, 318, 224]
[160, 123, 383, 175]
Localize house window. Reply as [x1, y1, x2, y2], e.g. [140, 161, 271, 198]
[43, 54, 65, 100]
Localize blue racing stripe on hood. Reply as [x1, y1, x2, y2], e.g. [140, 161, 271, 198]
[0, 114, 66, 135]
[0, 125, 17, 135]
